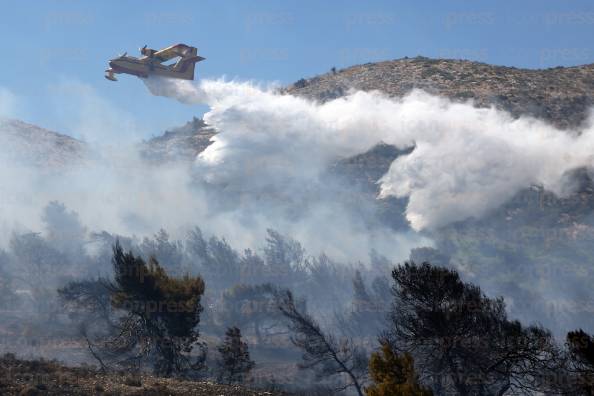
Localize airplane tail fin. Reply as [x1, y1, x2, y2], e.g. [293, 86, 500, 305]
[173, 47, 205, 80]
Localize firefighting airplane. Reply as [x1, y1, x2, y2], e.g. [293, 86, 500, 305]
[105, 43, 205, 81]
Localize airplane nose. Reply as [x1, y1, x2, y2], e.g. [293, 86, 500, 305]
[108, 60, 121, 71]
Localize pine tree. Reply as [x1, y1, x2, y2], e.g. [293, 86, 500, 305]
[349, 270, 384, 336]
[366, 343, 432, 396]
[217, 327, 255, 384]
[353, 270, 371, 308]
[220, 283, 283, 344]
[106, 241, 206, 375]
[276, 289, 367, 396]
[388, 262, 558, 395]
[566, 329, 594, 394]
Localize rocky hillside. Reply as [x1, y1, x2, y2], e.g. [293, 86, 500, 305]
[285, 57, 594, 130]
[0, 118, 86, 167]
[283, 57, 594, 216]
[0, 116, 215, 167]
[140, 117, 216, 163]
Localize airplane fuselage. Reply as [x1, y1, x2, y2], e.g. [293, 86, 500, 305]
[105, 44, 204, 82]
[108, 56, 193, 80]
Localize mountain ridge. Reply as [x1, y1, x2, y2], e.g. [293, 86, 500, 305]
[285, 56, 594, 130]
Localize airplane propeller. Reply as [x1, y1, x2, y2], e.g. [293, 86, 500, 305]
[140, 44, 147, 53]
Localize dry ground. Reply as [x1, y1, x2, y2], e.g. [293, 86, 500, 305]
[0, 354, 285, 396]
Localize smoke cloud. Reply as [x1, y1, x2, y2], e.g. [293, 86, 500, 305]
[0, 80, 431, 263]
[144, 77, 594, 231]
[3, 76, 594, 264]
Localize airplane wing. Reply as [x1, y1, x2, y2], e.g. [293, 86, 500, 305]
[153, 44, 195, 62]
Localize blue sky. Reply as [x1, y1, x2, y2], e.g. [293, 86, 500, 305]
[1, 0, 594, 140]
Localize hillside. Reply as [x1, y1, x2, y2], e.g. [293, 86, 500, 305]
[0, 118, 86, 167]
[140, 117, 216, 163]
[144, 57, 594, 163]
[285, 57, 594, 130]
[280, 58, 594, 220]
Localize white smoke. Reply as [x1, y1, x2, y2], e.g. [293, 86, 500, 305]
[0, 80, 430, 262]
[3, 76, 594, 262]
[145, 77, 594, 231]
